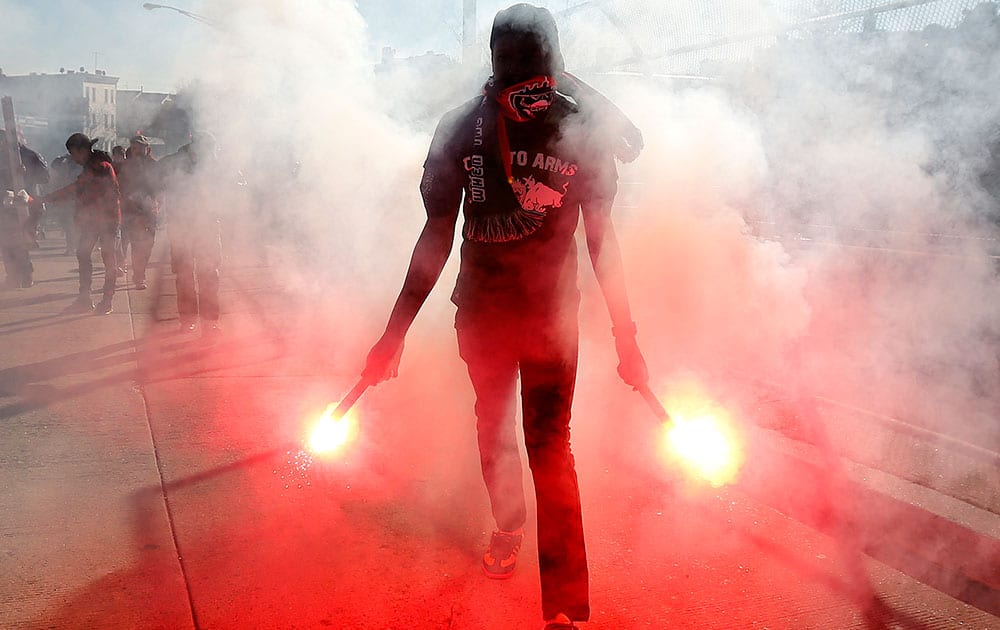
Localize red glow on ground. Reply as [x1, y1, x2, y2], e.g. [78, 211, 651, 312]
[656, 383, 745, 487]
[306, 404, 359, 455]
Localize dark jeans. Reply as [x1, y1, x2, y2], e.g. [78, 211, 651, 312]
[76, 224, 118, 298]
[456, 303, 589, 622]
[170, 220, 222, 321]
[123, 213, 156, 282]
[1, 213, 33, 285]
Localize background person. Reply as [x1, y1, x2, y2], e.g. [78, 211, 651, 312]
[118, 134, 160, 289]
[158, 131, 224, 334]
[35, 133, 121, 314]
[0, 133, 49, 288]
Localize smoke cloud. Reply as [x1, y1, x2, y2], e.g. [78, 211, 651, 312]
[150, 0, 999, 613]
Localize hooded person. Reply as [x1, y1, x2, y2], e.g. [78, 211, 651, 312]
[35, 133, 121, 313]
[362, 5, 649, 628]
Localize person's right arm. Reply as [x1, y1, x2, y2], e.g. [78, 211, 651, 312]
[362, 208, 459, 383]
[362, 115, 465, 384]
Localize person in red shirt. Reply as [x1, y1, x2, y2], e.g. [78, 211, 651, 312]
[363, 5, 648, 629]
[36, 133, 121, 314]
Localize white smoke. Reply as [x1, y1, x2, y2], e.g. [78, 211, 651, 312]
[167, 0, 999, 519]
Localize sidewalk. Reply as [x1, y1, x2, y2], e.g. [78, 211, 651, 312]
[1, 236, 998, 629]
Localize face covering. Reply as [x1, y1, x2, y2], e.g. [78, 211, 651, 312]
[494, 74, 558, 122]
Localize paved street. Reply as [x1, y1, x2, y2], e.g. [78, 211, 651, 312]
[1, 236, 998, 629]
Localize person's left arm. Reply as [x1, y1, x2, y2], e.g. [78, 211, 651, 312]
[582, 195, 649, 388]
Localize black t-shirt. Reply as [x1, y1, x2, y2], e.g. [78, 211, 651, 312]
[422, 92, 618, 316]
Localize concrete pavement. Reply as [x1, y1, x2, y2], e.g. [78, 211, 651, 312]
[1, 235, 999, 629]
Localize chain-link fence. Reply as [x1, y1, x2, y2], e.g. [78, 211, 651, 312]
[553, 0, 995, 74]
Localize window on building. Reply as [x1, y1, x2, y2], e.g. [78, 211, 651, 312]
[90, 87, 96, 101]
[104, 89, 109, 104]
[103, 114, 109, 127]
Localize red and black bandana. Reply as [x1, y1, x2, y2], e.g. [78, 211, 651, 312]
[495, 75, 558, 122]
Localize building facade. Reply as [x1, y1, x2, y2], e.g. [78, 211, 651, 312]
[0, 69, 119, 160]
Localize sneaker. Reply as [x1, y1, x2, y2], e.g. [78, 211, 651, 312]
[180, 318, 197, 332]
[543, 614, 578, 629]
[95, 298, 113, 315]
[134, 278, 147, 290]
[65, 295, 94, 313]
[482, 528, 523, 579]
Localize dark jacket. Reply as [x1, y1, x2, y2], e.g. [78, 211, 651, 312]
[0, 143, 49, 193]
[118, 151, 160, 217]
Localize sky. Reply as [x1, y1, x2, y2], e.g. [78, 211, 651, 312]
[0, 0, 580, 93]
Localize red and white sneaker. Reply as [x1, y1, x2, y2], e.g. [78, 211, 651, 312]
[482, 527, 523, 579]
[543, 613, 578, 629]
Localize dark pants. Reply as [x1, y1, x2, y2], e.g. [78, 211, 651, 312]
[170, 220, 222, 321]
[1, 244, 32, 286]
[456, 303, 590, 622]
[123, 213, 156, 282]
[1, 213, 33, 286]
[76, 223, 117, 298]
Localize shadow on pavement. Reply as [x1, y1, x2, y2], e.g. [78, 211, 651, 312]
[0, 312, 95, 337]
[0, 291, 75, 310]
[0, 330, 284, 419]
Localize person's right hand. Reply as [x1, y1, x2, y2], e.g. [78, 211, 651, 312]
[362, 332, 405, 384]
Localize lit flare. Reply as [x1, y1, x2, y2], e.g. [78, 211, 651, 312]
[306, 404, 359, 455]
[652, 384, 745, 487]
[303, 379, 370, 456]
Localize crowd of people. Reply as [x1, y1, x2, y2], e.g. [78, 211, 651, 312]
[1, 128, 224, 333]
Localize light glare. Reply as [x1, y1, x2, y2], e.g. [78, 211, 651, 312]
[655, 384, 745, 487]
[306, 404, 358, 455]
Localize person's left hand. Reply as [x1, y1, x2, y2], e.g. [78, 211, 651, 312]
[614, 331, 649, 389]
[614, 124, 644, 164]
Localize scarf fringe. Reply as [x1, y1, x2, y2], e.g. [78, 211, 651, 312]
[463, 206, 547, 243]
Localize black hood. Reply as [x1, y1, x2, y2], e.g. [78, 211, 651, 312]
[489, 4, 565, 82]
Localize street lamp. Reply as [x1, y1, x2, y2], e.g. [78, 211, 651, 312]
[142, 2, 218, 28]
